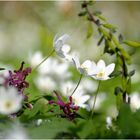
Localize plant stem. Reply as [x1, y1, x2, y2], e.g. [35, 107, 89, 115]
[32, 49, 55, 71]
[71, 74, 83, 96]
[91, 80, 101, 118]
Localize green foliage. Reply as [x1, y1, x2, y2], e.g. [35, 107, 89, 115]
[86, 22, 93, 39]
[123, 40, 140, 48]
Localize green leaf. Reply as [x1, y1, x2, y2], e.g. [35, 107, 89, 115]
[94, 13, 106, 22]
[98, 27, 110, 39]
[26, 117, 73, 139]
[123, 40, 140, 48]
[102, 23, 117, 32]
[78, 11, 87, 17]
[97, 35, 104, 46]
[86, 22, 93, 39]
[77, 108, 90, 120]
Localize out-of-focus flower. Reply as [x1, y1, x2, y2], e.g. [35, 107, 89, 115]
[36, 119, 43, 126]
[5, 122, 28, 139]
[81, 78, 97, 93]
[53, 34, 71, 59]
[60, 81, 90, 109]
[130, 92, 140, 112]
[72, 56, 94, 76]
[35, 76, 56, 92]
[31, 54, 71, 92]
[49, 91, 79, 120]
[0, 86, 23, 115]
[106, 116, 112, 129]
[29, 51, 43, 68]
[91, 59, 115, 80]
[38, 57, 71, 79]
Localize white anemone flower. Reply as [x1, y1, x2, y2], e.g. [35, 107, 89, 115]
[91, 59, 115, 80]
[53, 34, 71, 58]
[0, 86, 23, 115]
[72, 56, 94, 76]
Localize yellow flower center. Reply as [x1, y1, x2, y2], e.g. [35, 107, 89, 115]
[96, 72, 105, 78]
[80, 65, 88, 72]
[5, 101, 13, 109]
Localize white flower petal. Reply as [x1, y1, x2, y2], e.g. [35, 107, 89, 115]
[62, 44, 71, 53]
[105, 63, 115, 76]
[82, 60, 92, 68]
[72, 56, 80, 69]
[53, 34, 70, 59]
[97, 59, 106, 70]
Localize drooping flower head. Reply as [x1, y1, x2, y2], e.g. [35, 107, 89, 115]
[53, 34, 71, 59]
[0, 86, 23, 115]
[49, 91, 79, 120]
[91, 59, 115, 80]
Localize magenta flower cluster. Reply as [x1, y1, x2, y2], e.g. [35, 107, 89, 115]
[49, 91, 79, 120]
[2, 62, 33, 110]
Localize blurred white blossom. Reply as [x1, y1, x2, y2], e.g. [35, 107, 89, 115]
[36, 119, 43, 126]
[29, 51, 43, 68]
[0, 86, 23, 115]
[29, 51, 71, 92]
[35, 76, 56, 92]
[60, 81, 90, 109]
[106, 116, 112, 129]
[5, 122, 28, 139]
[130, 92, 140, 112]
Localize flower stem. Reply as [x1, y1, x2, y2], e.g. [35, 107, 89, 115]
[71, 74, 83, 96]
[90, 80, 101, 118]
[32, 49, 55, 71]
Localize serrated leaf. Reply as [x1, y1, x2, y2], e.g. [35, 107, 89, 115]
[123, 40, 140, 48]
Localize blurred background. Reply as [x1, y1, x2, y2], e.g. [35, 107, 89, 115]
[0, 1, 140, 138]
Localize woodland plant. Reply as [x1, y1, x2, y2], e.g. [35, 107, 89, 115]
[0, 1, 140, 139]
